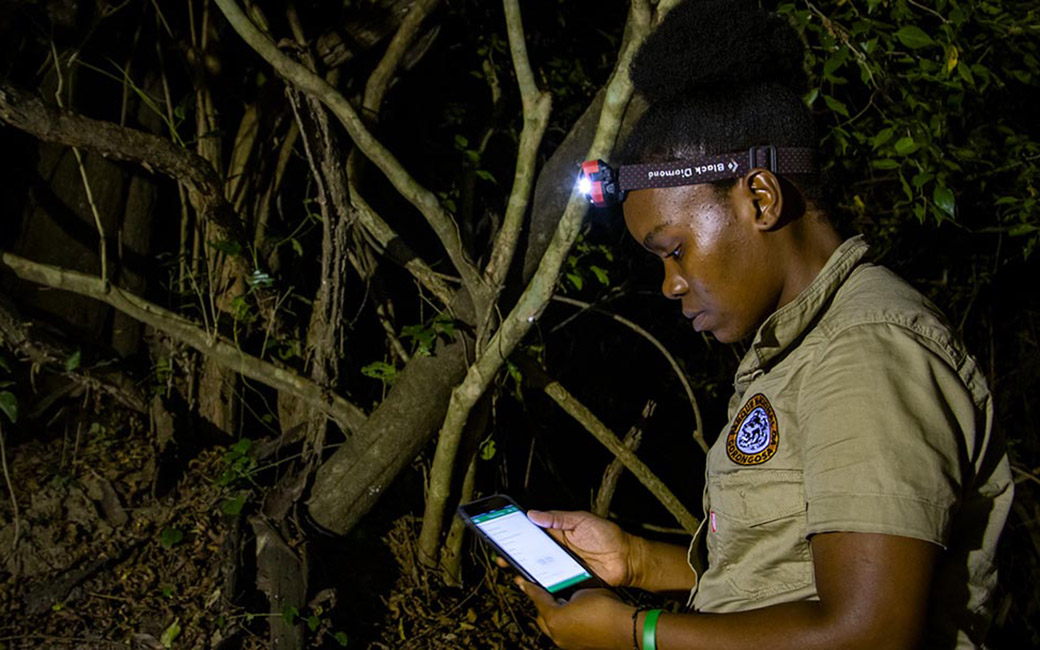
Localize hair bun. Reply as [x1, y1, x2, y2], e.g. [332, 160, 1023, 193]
[630, 0, 807, 103]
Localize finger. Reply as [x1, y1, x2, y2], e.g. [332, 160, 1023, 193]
[516, 577, 558, 614]
[495, 556, 509, 569]
[535, 614, 551, 638]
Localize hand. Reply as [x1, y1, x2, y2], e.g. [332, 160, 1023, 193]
[516, 577, 632, 650]
[497, 510, 638, 588]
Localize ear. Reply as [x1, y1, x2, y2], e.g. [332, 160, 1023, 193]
[744, 169, 784, 231]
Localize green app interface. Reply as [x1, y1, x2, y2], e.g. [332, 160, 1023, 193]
[472, 505, 592, 593]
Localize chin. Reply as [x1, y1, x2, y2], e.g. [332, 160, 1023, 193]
[710, 324, 753, 345]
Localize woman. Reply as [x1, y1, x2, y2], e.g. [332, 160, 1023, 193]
[509, 1, 1013, 648]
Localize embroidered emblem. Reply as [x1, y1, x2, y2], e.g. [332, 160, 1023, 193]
[710, 511, 717, 533]
[726, 393, 779, 465]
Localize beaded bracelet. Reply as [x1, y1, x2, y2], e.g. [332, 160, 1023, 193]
[631, 607, 649, 650]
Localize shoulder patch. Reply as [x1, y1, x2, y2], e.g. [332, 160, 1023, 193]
[726, 393, 779, 466]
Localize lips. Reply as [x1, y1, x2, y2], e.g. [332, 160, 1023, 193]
[683, 308, 708, 331]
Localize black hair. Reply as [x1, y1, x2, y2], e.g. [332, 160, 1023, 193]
[622, 0, 827, 207]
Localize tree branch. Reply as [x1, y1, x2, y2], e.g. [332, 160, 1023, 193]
[0, 252, 367, 434]
[345, 0, 454, 307]
[212, 0, 487, 302]
[362, 0, 440, 118]
[520, 360, 699, 536]
[416, 0, 655, 565]
[482, 0, 553, 314]
[0, 293, 148, 414]
[551, 295, 707, 453]
[0, 83, 245, 256]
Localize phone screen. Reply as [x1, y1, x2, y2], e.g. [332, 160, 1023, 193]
[471, 504, 593, 593]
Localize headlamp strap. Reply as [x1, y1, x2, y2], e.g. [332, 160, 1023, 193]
[617, 146, 816, 192]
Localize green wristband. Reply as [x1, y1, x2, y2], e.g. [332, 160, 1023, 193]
[642, 608, 663, 650]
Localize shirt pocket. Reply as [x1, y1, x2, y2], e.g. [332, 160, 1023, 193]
[708, 469, 814, 600]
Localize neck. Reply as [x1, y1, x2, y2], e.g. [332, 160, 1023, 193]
[775, 213, 843, 309]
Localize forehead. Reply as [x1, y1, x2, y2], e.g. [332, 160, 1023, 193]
[623, 184, 718, 244]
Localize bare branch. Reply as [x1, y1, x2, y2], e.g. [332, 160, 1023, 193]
[595, 400, 653, 518]
[0, 294, 148, 414]
[417, 0, 654, 565]
[213, 0, 487, 300]
[344, 0, 454, 307]
[363, 0, 440, 118]
[0, 252, 368, 434]
[521, 360, 699, 536]
[0, 82, 247, 260]
[552, 295, 707, 453]
[483, 0, 552, 294]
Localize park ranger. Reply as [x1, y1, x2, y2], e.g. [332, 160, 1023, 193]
[506, 1, 1014, 649]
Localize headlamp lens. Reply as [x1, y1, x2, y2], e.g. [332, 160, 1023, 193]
[577, 175, 592, 196]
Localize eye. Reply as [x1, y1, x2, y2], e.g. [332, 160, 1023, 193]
[666, 245, 682, 261]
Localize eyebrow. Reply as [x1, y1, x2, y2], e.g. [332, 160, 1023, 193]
[642, 223, 674, 250]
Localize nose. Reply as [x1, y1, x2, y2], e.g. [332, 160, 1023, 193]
[661, 265, 688, 300]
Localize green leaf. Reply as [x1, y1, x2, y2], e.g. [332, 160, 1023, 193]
[823, 95, 850, 117]
[871, 128, 895, 149]
[475, 169, 496, 184]
[0, 354, 10, 373]
[307, 615, 321, 632]
[65, 349, 81, 373]
[0, 391, 18, 424]
[361, 361, 397, 383]
[480, 439, 497, 461]
[1009, 224, 1037, 237]
[933, 186, 956, 218]
[221, 493, 247, 516]
[590, 266, 610, 286]
[230, 438, 253, 456]
[334, 632, 349, 647]
[894, 25, 935, 49]
[160, 619, 181, 648]
[871, 159, 901, 170]
[566, 273, 584, 290]
[160, 528, 183, 548]
[282, 605, 299, 625]
[894, 137, 919, 155]
[291, 238, 304, 257]
[802, 88, 819, 107]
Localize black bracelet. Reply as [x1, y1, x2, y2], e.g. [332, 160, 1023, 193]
[631, 607, 648, 650]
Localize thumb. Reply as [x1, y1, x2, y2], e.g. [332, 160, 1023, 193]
[527, 509, 589, 532]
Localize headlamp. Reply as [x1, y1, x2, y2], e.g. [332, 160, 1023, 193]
[578, 159, 624, 208]
[578, 145, 817, 208]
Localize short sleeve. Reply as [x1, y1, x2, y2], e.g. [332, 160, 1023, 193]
[800, 323, 976, 547]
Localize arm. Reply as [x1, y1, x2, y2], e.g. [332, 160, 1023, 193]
[652, 531, 939, 650]
[520, 530, 939, 650]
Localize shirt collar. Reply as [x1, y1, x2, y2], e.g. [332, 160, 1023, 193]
[735, 235, 870, 385]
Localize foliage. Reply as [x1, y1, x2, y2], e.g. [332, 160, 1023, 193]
[781, 0, 1040, 259]
[560, 234, 616, 293]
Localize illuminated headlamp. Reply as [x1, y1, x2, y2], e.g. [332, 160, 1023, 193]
[578, 146, 817, 208]
[578, 159, 624, 208]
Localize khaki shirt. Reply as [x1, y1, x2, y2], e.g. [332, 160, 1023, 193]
[686, 236, 1013, 649]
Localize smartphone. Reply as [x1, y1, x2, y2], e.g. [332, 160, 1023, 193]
[457, 494, 603, 600]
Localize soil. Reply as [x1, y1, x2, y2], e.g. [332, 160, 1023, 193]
[0, 403, 555, 649]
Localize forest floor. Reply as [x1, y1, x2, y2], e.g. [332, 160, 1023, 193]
[0, 407, 553, 649]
